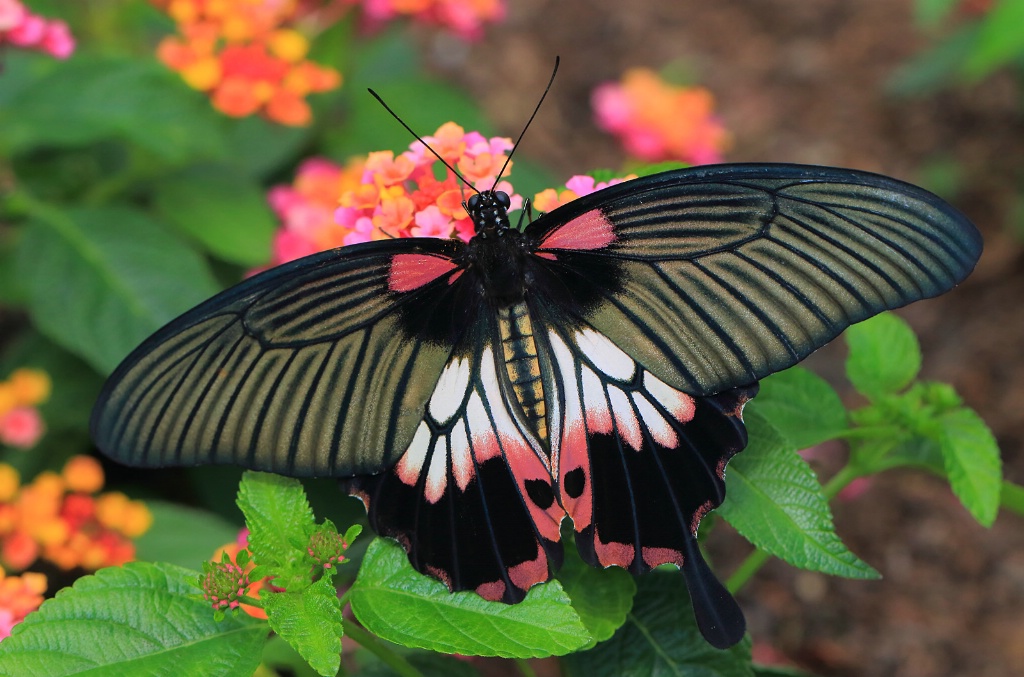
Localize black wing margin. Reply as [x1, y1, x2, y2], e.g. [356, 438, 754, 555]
[91, 238, 473, 477]
[526, 163, 982, 396]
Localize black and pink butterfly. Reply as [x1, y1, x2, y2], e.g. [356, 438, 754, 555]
[90, 160, 981, 649]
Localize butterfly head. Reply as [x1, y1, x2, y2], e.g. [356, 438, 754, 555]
[467, 190, 512, 238]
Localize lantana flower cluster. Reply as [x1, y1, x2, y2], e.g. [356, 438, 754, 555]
[267, 122, 522, 265]
[0, 369, 50, 450]
[151, 0, 342, 125]
[532, 173, 637, 214]
[0, 566, 46, 641]
[592, 68, 730, 165]
[0, 0, 75, 59]
[360, 0, 506, 41]
[0, 456, 152, 574]
[207, 529, 273, 618]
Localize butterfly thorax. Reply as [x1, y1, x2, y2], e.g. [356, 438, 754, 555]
[465, 190, 549, 442]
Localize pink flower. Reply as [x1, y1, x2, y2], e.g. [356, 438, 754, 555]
[592, 68, 730, 165]
[272, 230, 319, 265]
[41, 19, 74, 59]
[5, 13, 43, 45]
[412, 205, 453, 238]
[0, 0, 26, 31]
[0, 408, 43, 449]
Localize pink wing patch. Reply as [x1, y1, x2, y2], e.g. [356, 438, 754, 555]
[388, 253, 460, 292]
[538, 209, 616, 252]
[547, 325, 698, 533]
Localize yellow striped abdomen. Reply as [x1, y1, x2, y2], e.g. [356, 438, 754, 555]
[497, 303, 548, 443]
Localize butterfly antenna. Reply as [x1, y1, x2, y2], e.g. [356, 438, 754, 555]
[368, 88, 479, 194]
[490, 55, 560, 192]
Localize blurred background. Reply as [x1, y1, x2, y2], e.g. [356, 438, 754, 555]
[0, 1, 1021, 675]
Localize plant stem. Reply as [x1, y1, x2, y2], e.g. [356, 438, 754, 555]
[725, 549, 770, 594]
[342, 618, 424, 677]
[515, 659, 539, 677]
[1001, 480, 1024, 517]
[725, 462, 862, 594]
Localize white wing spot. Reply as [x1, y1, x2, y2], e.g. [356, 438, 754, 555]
[575, 328, 635, 382]
[608, 386, 642, 451]
[644, 372, 696, 423]
[450, 420, 473, 491]
[428, 356, 470, 425]
[424, 435, 448, 503]
[395, 422, 431, 485]
[634, 393, 678, 448]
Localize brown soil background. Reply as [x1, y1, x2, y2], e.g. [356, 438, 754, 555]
[431, 1, 1024, 675]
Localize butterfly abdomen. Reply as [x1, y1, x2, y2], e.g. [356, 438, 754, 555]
[497, 303, 548, 442]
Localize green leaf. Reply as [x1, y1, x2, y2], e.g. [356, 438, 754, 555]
[153, 165, 276, 266]
[264, 577, 344, 677]
[562, 572, 753, 677]
[326, 78, 490, 159]
[887, 25, 981, 96]
[752, 666, 819, 677]
[936, 407, 1002, 526]
[719, 412, 878, 579]
[354, 649, 482, 677]
[350, 539, 591, 658]
[0, 562, 266, 677]
[237, 472, 315, 586]
[0, 56, 225, 164]
[845, 313, 921, 400]
[261, 636, 323, 677]
[15, 206, 221, 374]
[223, 116, 313, 180]
[963, 0, 1024, 79]
[748, 368, 848, 449]
[134, 501, 242, 568]
[557, 547, 636, 648]
[914, 0, 960, 27]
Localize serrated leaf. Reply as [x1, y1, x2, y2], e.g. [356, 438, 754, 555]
[562, 572, 753, 677]
[237, 472, 315, 585]
[134, 501, 242, 567]
[937, 408, 1002, 526]
[264, 577, 343, 677]
[153, 165, 276, 266]
[262, 635, 323, 677]
[845, 313, 921, 400]
[0, 562, 266, 677]
[350, 539, 590, 658]
[15, 206, 221, 374]
[748, 368, 848, 449]
[719, 412, 878, 579]
[557, 547, 636, 648]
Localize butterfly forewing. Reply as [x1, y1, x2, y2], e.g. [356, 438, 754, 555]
[91, 238, 470, 477]
[527, 164, 982, 396]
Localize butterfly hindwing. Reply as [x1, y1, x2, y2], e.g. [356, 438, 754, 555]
[526, 164, 982, 397]
[91, 238, 472, 477]
[537, 315, 756, 647]
[343, 318, 565, 602]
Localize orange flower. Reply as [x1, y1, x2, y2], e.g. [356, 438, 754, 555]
[593, 68, 730, 165]
[152, 0, 342, 126]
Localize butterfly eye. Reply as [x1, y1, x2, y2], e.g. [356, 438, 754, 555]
[495, 191, 511, 209]
[467, 194, 481, 210]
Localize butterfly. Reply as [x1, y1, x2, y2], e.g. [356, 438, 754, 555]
[90, 162, 981, 649]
